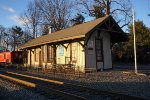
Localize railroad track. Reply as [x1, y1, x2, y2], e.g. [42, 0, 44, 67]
[0, 70, 145, 100]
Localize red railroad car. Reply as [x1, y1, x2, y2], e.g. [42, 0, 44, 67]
[0, 52, 11, 63]
[0, 51, 27, 64]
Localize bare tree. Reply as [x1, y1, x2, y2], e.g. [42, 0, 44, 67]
[36, 0, 74, 31]
[2, 30, 10, 51]
[4, 29, 12, 51]
[21, 29, 32, 44]
[0, 25, 14, 51]
[0, 25, 5, 46]
[78, 0, 132, 28]
[20, 0, 41, 38]
[19, 0, 74, 36]
[0, 25, 9, 51]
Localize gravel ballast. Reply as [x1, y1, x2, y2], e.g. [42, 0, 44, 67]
[0, 78, 48, 100]
[1, 67, 150, 99]
[22, 70, 150, 99]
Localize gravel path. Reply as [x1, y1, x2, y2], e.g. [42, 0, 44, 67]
[0, 78, 48, 100]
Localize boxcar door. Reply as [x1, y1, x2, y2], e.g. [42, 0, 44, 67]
[95, 38, 104, 71]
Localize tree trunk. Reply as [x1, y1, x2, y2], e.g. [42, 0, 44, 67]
[106, 0, 110, 15]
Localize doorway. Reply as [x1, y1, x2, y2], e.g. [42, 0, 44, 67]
[95, 38, 104, 70]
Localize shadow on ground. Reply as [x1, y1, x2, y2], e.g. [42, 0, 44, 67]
[113, 64, 150, 75]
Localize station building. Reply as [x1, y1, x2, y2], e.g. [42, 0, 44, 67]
[19, 15, 127, 72]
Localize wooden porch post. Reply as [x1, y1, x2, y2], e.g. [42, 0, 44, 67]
[29, 49, 31, 67]
[70, 42, 72, 64]
[53, 45, 57, 64]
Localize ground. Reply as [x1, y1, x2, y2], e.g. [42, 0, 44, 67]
[0, 64, 150, 99]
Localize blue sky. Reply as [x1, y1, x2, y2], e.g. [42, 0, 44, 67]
[132, 0, 150, 27]
[0, 0, 150, 29]
[0, 0, 32, 27]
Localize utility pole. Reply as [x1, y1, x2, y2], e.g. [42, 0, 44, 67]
[132, 8, 137, 74]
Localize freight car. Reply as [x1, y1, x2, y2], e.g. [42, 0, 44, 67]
[0, 51, 27, 64]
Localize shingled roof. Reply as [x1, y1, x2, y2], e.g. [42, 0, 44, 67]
[19, 15, 125, 49]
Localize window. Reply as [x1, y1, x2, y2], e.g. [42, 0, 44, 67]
[47, 46, 54, 62]
[35, 49, 38, 62]
[72, 43, 77, 61]
[95, 39, 103, 61]
[42, 45, 47, 62]
[87, 40, 94, 54]
[59, 45, 64, 56]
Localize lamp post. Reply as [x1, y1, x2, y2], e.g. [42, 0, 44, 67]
[132, 8, 137, 74]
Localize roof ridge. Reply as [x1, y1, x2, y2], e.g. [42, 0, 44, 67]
[35, 15, 110, 37]
[50, 15, 110, 34]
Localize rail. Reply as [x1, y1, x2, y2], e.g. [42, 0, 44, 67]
[0, 71, 86, 100]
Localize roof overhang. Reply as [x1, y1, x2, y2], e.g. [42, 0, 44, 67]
[19, 35, 85, 50]
[97, 29, 128, 43]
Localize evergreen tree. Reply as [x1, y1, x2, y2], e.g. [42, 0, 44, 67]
[124, 20, 150, 51]
[71, 14, 85, 26]
[11, 26, 23, 50]
[42, 24, 49, 35]
[122, 20, 150, 63]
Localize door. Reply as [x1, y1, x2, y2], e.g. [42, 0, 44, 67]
[95, 38, 103, 70]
